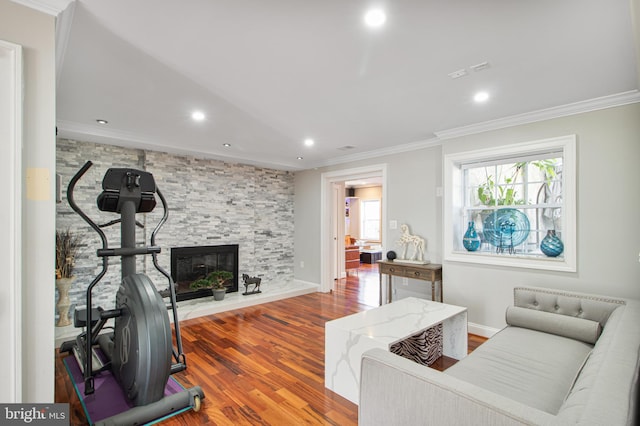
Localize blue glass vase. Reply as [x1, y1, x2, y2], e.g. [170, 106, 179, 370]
[540, 230, 564, 257]
[463, 221, 481, 251]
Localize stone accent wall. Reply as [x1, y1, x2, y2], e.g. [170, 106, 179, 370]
[56, 139, 294, 319]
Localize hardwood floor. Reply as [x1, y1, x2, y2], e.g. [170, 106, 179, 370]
[55, 263, 486, 425]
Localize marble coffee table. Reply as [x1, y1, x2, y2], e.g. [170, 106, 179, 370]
[324, 297, 467, 404]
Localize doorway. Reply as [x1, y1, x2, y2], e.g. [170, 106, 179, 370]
[320, 164, 387, 293]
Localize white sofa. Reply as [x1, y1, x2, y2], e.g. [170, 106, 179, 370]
[359, 287, 640, 425]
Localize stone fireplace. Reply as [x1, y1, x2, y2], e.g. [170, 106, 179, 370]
[56, 139, 294, 314]
[168, 244, 239, 301]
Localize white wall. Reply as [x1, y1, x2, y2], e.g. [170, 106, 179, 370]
[345, 197, 360, 240]
[294, 103, 640, 333]
[0, 0, 56, 402]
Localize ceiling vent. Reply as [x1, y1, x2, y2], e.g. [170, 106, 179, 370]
[470, 61, 490, 72]
[448, 69, 467, 79]
[338, 145, 356, 151]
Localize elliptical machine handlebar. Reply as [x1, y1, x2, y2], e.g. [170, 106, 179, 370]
[67, 161, 111, 394]
[152, 188, 187, 371]
[67, 161, 109, 251]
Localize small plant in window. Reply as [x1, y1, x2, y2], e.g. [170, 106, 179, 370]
[476, 165, 524, 206]
[476, 160, 558, 207]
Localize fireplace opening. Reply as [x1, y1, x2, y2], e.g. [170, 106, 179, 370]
[166, 244, 239, 302]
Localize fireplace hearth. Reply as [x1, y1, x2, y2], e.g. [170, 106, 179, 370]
[167, 244, 239, 301]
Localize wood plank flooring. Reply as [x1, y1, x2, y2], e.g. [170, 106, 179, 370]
[55, 263, 487, 425]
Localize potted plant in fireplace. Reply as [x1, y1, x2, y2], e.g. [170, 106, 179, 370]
[190, 270, 233, 301]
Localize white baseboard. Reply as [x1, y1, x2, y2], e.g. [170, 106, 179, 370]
[293, 278, 321, 290]
[468, 322, 501, 338]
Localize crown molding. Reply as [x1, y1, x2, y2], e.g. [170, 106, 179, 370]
[319, 90, 640, 168]
[434, 90, 640, 140]
[313, 137, 441, 169]
[56, 120, 301, 171]
[11, 0, 74, 16]
[55, 1, 75, 88]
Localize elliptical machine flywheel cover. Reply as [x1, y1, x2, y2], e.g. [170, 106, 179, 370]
[112, 273, 172, 406]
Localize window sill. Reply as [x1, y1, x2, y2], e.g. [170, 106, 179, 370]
[446, 250, 576, 272]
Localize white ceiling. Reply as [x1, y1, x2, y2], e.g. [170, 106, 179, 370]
[52, 0, 639, 171]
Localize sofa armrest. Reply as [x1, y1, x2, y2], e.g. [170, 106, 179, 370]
[359, 348, 561, 426]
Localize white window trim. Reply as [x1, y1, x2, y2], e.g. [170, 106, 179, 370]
[360, 198, 381, 241]
[443, 135, 576, 272]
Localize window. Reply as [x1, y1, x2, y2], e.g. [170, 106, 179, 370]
[444, 135, 576, 271]
[360, 199, 381, 241]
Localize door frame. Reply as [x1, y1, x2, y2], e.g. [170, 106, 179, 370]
[320, 164, 387, 293]
[0, 39, 23, 402]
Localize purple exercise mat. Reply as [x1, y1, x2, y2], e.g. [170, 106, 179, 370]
[63, 356, 186, 424]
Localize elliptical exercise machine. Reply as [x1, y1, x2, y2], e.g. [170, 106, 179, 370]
[60, 161, 204, 424]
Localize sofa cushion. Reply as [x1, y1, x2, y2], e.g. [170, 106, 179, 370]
[505, 306, 602, 344]
[445, 326, 593, 414]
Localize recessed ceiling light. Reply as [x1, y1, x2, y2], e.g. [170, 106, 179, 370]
[191, 111, 205, 121]
[96, 119, 108, 125]
[222, 143, 231, 147]
[304, 138, 315, 147]
[297, 156, 304, 160]
[364, 9, 386, 28]
[474, 91, 490, 103]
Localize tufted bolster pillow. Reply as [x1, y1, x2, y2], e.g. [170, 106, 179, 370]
[513, 287, 624, 329]
[506, 306, 602, 344]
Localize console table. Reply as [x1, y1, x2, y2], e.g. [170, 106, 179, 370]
[377, 260, 443, 305]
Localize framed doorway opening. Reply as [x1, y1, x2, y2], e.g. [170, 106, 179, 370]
[320, 164, 387, 293]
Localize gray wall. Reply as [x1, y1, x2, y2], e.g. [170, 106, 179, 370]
[294, 144, 443, 288]
[57, 139, 294, 314]
[293, 169, 322, 283]
[294, 103, 640, 332]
